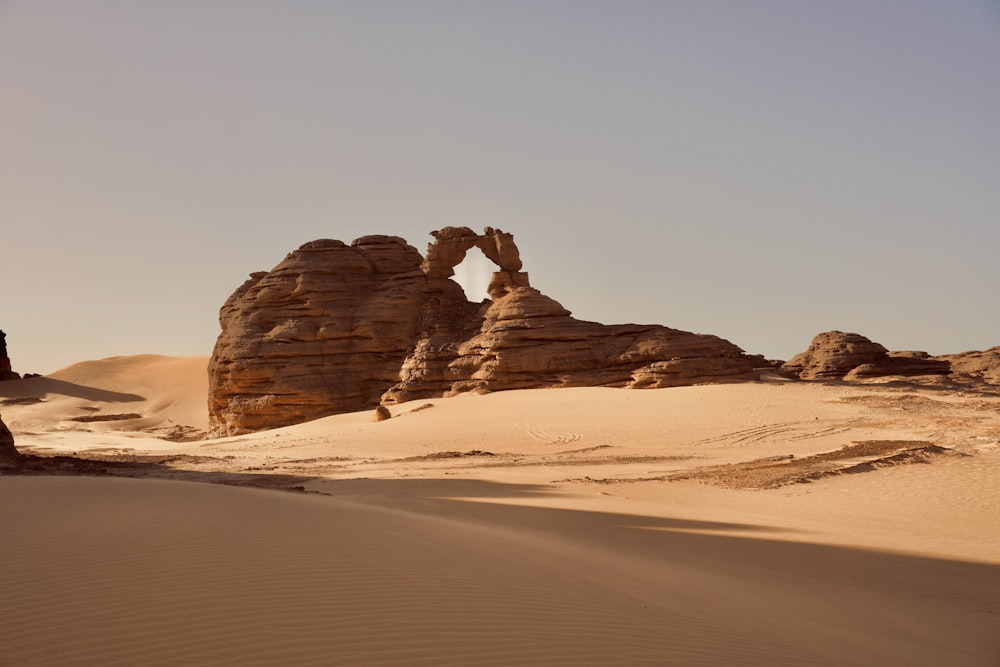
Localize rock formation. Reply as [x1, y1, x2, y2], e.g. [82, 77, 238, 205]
[209, 227, 767, 435]
[782, 332, 891, 380]
[0, 330, 20, 381]
[0, 413, 20, 470]
[937, 347, 1000, 386]
[782, 331, 950, 382]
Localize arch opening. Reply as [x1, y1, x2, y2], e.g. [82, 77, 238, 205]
[453, 249, 494, 302]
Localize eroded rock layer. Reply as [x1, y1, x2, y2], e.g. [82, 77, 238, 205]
[781, 331, 1000, 388]
[209, 227, 767, 435]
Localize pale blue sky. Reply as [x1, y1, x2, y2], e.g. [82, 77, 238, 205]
[2, 1, 999, 374]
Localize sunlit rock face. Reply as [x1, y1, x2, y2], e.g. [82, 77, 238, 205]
[781, 331, 953, 382]
[208, 227, 766, 435]
[784, 331, 1000, 390]
[938, 347, 1000, 385]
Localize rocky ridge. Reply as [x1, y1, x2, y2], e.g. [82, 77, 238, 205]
[209, 227, 768, 435]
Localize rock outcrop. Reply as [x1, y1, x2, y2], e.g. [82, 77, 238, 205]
[781, 332, 890, 380]
[783, 331, 951, 382]
[937, 347, 1000, 386]
[0, 413, 20, 470]
[0, 330, 20, 381]
[209, 227, 767, 435]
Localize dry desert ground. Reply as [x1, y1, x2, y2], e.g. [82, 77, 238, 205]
[2, 354, 999, 666]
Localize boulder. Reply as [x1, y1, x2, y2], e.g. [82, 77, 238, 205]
[209, 228, 767, 435]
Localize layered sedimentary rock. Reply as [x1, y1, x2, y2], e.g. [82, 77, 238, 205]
[208, 235, 444, 435]
[782, 332, 890, 380]
[385, 282, 762, 405]
[937, 347, 1000, 386]
[0, 413, 20, 470]
[783, 331, 951, 381]
[0, 330, 20, 381]
[209, 227, 766, 435]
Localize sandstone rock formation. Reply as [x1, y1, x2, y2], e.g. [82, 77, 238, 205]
[0, 330, 20, 381]
[782, 332, 891, 380]
[783, 331, 951, 382]
[209, 227, 767, 435]
[937, 347, 1000, 386]
[0, 413, 20, 470]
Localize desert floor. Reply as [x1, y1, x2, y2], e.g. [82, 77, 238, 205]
[2, 355, 999, 666]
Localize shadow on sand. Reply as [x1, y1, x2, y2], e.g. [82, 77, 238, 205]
[3, 455, 1000, 665]
[0, 376, 144, 403]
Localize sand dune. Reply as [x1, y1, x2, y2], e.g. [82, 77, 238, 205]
[3, 476, 998, 667]
[1, 355, 999, 665]
[0, 354, 209, 447]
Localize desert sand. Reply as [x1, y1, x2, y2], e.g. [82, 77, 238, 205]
[2, 355, 999, 665]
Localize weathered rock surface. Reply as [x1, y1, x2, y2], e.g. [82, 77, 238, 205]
[0, 330, 20, 381]
[845, 351, 951, 381]
[209, 227, 767, 435]
[0, 413, 20, 470]
[783, 331, 952, 382]
[384, 285, 762, 404]
[937, 347, 1000, 386]
[782, 332, 892, 380]
[208, 235, 447, 435]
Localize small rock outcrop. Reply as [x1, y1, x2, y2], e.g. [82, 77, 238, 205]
[0, 330, 20, 381]
[0, 413, 20, 470]
[783, 331, 950, 381]
[782, 332, 891, 380]
[938, 347, 1000, 386]
[209, 227, 767, 435]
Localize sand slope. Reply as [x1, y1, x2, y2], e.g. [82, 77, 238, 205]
[2, 355, 1000, 665]
[3, 476, 998, 667]
[0, 355, 209, 448]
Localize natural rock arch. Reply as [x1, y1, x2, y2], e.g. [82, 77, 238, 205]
[420, 226, 522, 278]
[208, 228, 766, 436]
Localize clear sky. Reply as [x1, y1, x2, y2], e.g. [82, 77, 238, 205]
[2, 1, 999, 375]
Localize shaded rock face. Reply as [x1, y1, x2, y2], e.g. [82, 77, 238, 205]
[783, 331, 951, 381]
[209, 227, 766, 435]
[0, 330, 20, 381]
[0, 413, 20, 470]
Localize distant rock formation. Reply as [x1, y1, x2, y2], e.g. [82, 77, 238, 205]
[209, 227, 767, 435]
[782, 331, 889, 380]
[0, 413, 20, 470]
[782, 331, 951, 382]
[937, 347, 1000, 386]
[0, 330, 20, 381]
